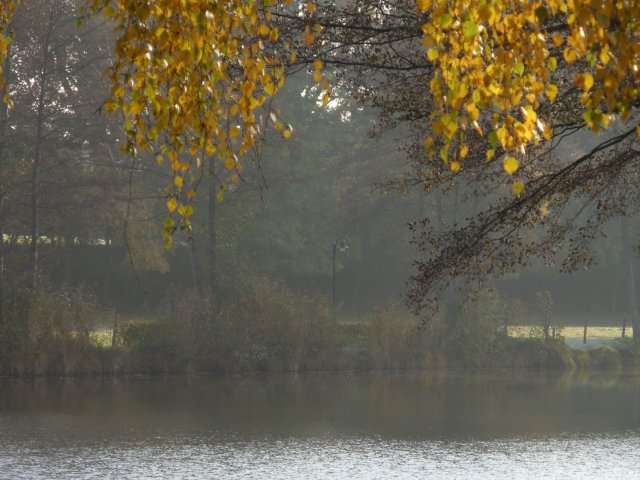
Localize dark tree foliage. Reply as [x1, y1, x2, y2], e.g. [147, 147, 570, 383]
[275, 0, 432, 130]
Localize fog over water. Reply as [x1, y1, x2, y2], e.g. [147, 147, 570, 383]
[1, 372, 639, 479]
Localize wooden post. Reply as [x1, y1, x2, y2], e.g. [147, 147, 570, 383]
[622, 315, 627, 338]
[111, 314, 119, 348]
[332, 242, 337, 310]
[583, 318, 588, 344]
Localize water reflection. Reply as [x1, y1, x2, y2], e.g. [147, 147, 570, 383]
[1, 371, 640, 478]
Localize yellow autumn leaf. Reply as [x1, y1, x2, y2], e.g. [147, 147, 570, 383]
[112, 85, 125, 98]
[263, 82, 276, 96]
[496, 126, 509, 148]
[578, 73, 594, 91]
[177, 204, 193, 218]
[551, 33, 564, 47]
[305, 31, 315, 46]
[459, 143, 469, 159]
[563, 47, 577, 63]
[167, 197, 178, 213]
[503, 156, 519, 176]
[512, 181, 524, 197]
[545, 84, 558, 101]
[416, 0, 431, 12]
[450, 161, 461, 172]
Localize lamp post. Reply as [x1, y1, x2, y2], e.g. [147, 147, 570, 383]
[332, 238, 350, 309]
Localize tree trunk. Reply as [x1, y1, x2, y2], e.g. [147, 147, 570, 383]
[29, 19, 53, 293]
[207, 156, 217, 300]
[621, 217, 640, 343]
[627, 261, 640, 343]
[187, 239, 202, 295]
[0, 43, 10, 326]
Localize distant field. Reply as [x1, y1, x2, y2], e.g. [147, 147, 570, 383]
[508, 325, 631, 339]
[90, 329, 113, 347]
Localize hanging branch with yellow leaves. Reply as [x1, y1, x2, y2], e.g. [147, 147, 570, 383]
[86, 0, 295, 248]
[419, 0, 640, 196]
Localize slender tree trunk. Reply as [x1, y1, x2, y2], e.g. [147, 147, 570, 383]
[444, 187, 461, 336]
[0, 43, 10, 326]
[30, 109, 43, 292]
[621, 217, 640, 343]
[627, 262, 640, 343]
[30, 21, 52, 293]
[207, 156, 217, 300]
[187, 239, 202, 295]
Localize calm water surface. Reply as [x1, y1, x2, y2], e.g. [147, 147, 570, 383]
[1, 371, 639, 479]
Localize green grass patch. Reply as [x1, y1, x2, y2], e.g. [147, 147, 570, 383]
[508, 325, 632, 339]
[90, 329, 113, 348]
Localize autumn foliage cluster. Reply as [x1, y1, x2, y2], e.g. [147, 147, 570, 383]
[1, 0, 639, 213]
[421, 0, 640, 195]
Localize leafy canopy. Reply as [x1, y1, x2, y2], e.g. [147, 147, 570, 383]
[2, 0, 637, 226]
[0, 1, 15, 98]
[420, 0, 640, 193]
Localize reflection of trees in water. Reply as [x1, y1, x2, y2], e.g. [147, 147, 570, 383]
[1, 371, 639, 439]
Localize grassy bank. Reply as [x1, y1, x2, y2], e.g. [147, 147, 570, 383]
[3, 322, 639, 376]
[1, 282, 639, 376]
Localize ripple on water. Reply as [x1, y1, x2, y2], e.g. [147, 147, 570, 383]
[2, 372, 640, 479]
[1, 432, 640, 479]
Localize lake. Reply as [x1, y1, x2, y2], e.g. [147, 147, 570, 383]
[1, 371, 639, 479]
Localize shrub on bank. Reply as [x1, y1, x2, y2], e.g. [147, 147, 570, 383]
[588, 345, 622, 370]
[0, 284, 115, 376]
[117, 277, 348, 374]
[496, 338, 576, 370]
[4, 277, 640, 375]
[116, 287, 448, 373]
